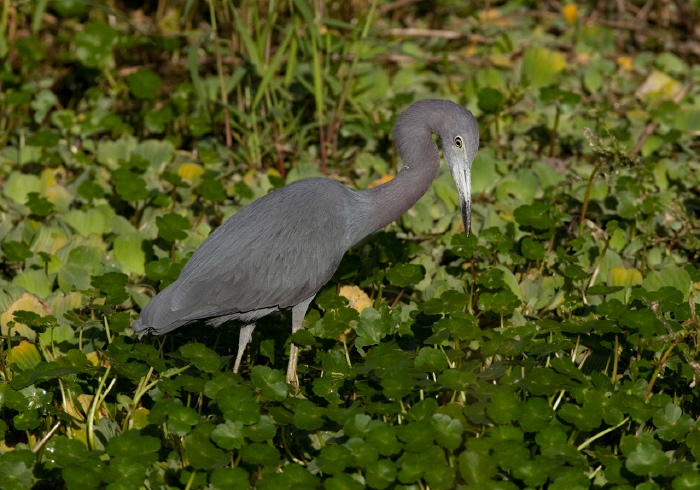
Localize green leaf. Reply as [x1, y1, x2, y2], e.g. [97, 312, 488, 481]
[367, 425, 402, 457]
[293, 400, 326, 430]
[322, 474, 364, 490]
[521, 237, 545, 260]
[184, 431, 226, 469]
[211, 420, 245, 450]
[477, 87, 505, 114]
[344, 437, 378, 468]
[107, 430, 160, 464]
[386, 263, 425, 288]
[625, 443, 668, 476]
[431, 413, 463, 450]
[44, 437, 90, 468]
[127, 69, 162, 100]
[476, 268, 505, 289]
[642, 268, 692, 301]
[513, 203, 552, 230]
[366, 459, 397, 489]
[4, 171, 42, 205]
[438, 368, 476, 391]
[526, 367, 574, 396]
[414, 346, 449, 373]
[113, 232, 146, 275]
[380, 371, 414, 399]
[78, 180, 106, 200]
[558, 403, 602, 431]
[167, 404, 199, 436]
[180, 343, 221, 373]
[13, 409, 40, 430]
[355, 307, 388, 351]
[618, 308, 665, 336]
[197, 177, 226, 202]
[26, 192, 53, 216]
[2, 241, 33, 262]
[74, 22, 117, 68]
[653, 402, 693, 442]
[477, 290, 520, 316]
[251, 365, 288, 401]
[458, 450, 498, 486]
[397, 422, 433, 452]
[208, 384, 260, 425]
[316, 444, 353, 476]
[522, 47, 567, 88]
[156, 213, 190, 241]
[242, 415, 276, 443]
[0, 449, 35, 490]
[587, 284, 624, 295]
[687, 424, 700, 459]
[111, 168, 149, 202]
[91, 271, 129, 304]
[240, 443, 280, 467]
[210, 467, 250, 490]
[144, 105, 174, 133]
[62, 459, 104, 490]
[673, 471, 700, 490]
[512, 456, 549, 487]
[488, 390, 522, 424]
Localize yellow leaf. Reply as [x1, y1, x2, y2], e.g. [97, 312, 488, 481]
[480, 9, 513, 27]
[617, 56, 633, 71]
[562, 4, 578, 24]
[608, 268, 643, 287]
[339, 285, 372, 313]
[266, 168, 283, 179]
[480, 9, 500, 22]
[7, 341, 42, 370]
[132, 407, 150, 429]
[177, 163, 204, 181]
[45, 185, 73, 213]
[76, 394, 93, 415]
[575, 53, 591, 65]
[40, 168, 56, 188]
[369, 175, 394, 188]
[635, 70, 682, 101]
[490, 53, 514, 68]
[86, 351, 101, 366]
[243, 169, 258, 187]
[0, 292, 51, 341]
[522, 47, 567, 88]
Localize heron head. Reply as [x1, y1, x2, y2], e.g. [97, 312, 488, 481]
[439, 105, 480, 237]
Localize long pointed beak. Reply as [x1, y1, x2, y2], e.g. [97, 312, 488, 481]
[449, 161, 472, 237]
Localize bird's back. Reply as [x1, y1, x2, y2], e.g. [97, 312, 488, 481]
[134, 178, 364, 335]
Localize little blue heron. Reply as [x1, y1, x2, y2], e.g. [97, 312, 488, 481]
[132, 99, 479, 385]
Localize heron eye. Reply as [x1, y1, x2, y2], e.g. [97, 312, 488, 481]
[454, 136, 463, 148]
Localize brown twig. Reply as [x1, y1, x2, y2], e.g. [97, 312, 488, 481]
[381, 28, 493, 45]
[377, 0, 423, 14]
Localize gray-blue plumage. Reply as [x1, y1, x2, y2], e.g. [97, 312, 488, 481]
[132, 99, 479, 385]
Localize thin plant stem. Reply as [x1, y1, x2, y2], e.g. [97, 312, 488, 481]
[645, 339, 680, 402]
[577, 417, 630, 451]
[578, 160, 603, 236]
[88, 366, 115, 450]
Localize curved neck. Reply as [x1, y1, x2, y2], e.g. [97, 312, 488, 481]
[363, 124, 440, 234]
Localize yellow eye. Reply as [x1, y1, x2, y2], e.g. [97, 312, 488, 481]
[454, 136, 463, 148]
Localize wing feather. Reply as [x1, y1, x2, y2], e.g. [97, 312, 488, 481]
[136, 179, 357, 333]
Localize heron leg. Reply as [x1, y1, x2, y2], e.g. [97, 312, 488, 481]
[286, 296, 315, 386]
[233, 323, 255, 373]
